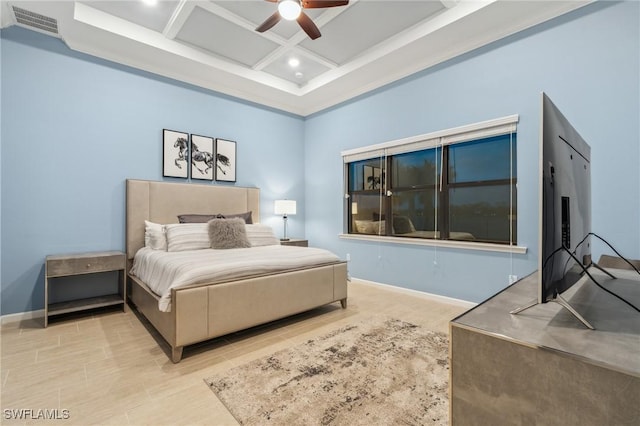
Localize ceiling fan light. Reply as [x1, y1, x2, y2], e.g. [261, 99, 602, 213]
[278, 0, 301, 21]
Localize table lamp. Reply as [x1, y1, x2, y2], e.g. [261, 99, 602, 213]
[274, 199, 296, 241]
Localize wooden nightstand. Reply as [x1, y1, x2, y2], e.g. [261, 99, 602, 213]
[280, 239, 308, 247]
[44, 251, 126, 327]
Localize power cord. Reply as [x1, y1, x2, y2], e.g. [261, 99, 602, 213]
[562, 246, 639, 312]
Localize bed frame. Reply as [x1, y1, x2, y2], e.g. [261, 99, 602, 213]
[125, 179, 348, 362]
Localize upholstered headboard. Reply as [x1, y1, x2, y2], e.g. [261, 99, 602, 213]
[126, 179, 260, 259]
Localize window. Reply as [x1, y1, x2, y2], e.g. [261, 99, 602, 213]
[344, 116, 518, 245]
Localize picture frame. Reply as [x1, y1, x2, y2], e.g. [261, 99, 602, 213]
[363, 165, 383, 190]
[190, 134, 214, 181]
[215, 138, 237, 182]
[363, 165, 374, 190]
[163, 129, 189, 178]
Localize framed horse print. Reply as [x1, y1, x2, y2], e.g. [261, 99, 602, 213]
[190, 134, 214, 181]
[215, 138, 237, 182]
[163, 129, 189, 178]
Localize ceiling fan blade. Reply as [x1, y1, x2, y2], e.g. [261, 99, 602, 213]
[297, 11, 321, 40]
[302, 0, 349, 9]
[256, 11, 281, 33]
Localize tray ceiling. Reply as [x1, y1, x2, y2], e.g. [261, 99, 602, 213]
[1, 1, 591, 116]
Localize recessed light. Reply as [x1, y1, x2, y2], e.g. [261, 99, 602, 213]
[295, 72, 304, 79]
[288, 58, 300, 68]
[142, 0, 158, 6]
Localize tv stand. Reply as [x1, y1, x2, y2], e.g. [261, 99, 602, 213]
[587, 261, 616, 279]
[451, 269, 640, 425]
[510, 294, 594, 329]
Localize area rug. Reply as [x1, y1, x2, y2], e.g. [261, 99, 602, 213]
[204, 317, 449, 425]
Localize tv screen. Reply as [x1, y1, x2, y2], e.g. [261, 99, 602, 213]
[539, 93, 591, 304]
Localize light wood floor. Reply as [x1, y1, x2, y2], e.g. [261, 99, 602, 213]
[0, 280, 469, 425]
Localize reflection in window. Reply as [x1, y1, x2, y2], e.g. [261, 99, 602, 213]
[449, 185, 516, 243]
[392, 148, 439, 188]
[449, 135, 516, 183]
[349, 159, 385, 192]
[345, 119, 517, 245]
[391, 190, 437, 237]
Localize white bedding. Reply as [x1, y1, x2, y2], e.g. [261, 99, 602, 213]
[130, 245, 341, 312]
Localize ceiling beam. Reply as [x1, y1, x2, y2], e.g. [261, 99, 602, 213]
[163, 0, 195, 40]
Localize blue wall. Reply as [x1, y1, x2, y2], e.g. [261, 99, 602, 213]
[0, 28, 305, 315]
[304, 1, 639, 302]
[1, 1, 638, 315]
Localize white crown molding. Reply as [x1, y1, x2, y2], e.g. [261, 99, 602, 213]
[4, 0, 592, 116]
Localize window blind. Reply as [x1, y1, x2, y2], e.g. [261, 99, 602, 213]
[342, 114, 518, 162]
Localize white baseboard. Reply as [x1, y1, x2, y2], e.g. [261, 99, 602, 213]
[352, 277, 477, 309]
[1, 309, 44, 326]
[1, 280, 474, 326]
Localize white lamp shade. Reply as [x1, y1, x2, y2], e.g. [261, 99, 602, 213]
[275, 199, 296, 215]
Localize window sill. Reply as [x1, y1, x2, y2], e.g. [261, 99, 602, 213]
[338, 233, 527, 254]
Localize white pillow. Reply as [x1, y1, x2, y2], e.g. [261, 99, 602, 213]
[165, 223, 210, 252]
[354, 220, 385, 235]
[245, 224, 280, 247]
[144, 220, 167, 251]
[355, 220, 372, 234]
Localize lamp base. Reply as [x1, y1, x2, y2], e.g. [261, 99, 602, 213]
[280, 238, 290, 241]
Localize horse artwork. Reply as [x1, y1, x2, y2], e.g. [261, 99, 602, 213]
[163, 129, 189, 178]
[216, 153, 230, 175]
[174, 138, 188, 169]
[190, 135, 215, 181]
[215, 138, 237, 182]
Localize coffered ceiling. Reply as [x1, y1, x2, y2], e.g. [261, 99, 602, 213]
[1, 1, 591, 116]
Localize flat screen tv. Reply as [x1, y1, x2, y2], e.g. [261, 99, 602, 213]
[539, 93, 591, 303]
[512, 93, 594, 328]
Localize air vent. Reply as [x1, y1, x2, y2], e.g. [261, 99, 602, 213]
[12, 6, 59, 35]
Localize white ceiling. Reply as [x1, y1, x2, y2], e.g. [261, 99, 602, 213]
[1, 0, 591, 116]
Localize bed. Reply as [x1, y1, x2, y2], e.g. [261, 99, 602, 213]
[125, 179, 348, 363]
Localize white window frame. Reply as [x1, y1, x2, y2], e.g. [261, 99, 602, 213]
[340, 114, 527, 254]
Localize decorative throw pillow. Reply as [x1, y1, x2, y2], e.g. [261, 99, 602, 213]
[245, 224, 279, 246]
[165, 223, 210, 252]
[209, 218, 251, 249]
[144, 220, 167, 251]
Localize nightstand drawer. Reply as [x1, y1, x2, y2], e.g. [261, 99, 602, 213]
[47, 252, 125, 277]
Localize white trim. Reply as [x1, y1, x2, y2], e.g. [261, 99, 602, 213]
[341, 114, 518, 162]
[353, 278, 477, 309]
[1, 309, 44, 326]
[339, 233, 527, 254]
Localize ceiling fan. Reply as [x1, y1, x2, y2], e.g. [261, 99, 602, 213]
[256, 0, 349, 40]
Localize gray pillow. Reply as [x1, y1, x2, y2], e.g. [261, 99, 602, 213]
[208, 218, 251, 249]
[178, 211, 253, 224]
[223, 211, 253, 224]
[178, 214, 217, 223]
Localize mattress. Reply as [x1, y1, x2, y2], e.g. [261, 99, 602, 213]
[130, 245, 341, 312]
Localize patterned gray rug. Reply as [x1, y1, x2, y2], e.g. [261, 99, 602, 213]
[204, 317, 449, 425]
